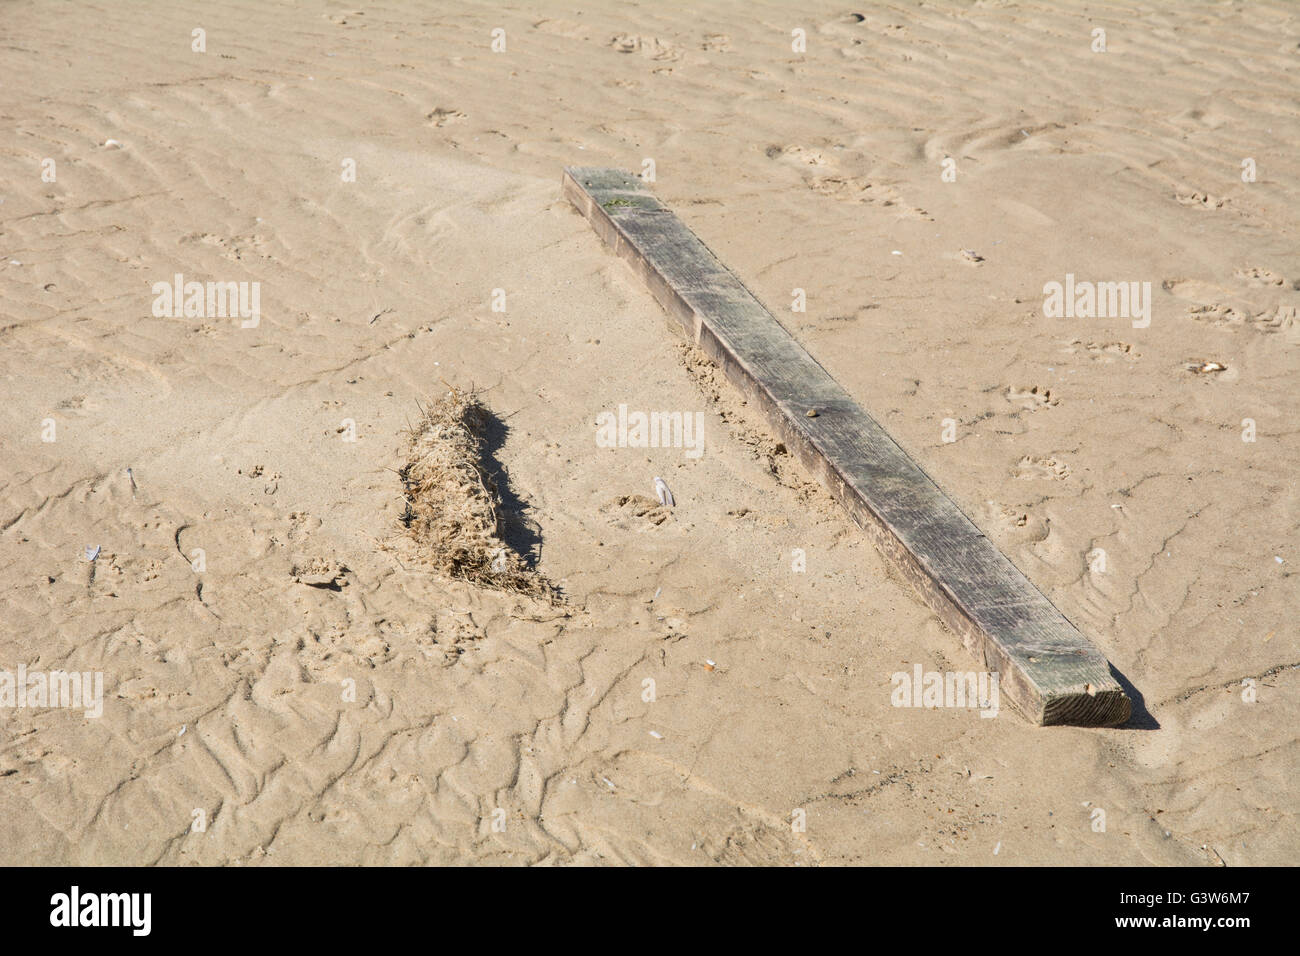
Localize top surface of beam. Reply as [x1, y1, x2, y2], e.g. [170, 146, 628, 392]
[563, 166, 1131, 727]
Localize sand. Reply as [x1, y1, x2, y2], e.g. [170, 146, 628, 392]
[0, 0, 1295, 865]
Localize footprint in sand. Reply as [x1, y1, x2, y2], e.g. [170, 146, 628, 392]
[609, 34, 680, 61]
[765, 144, 932, 219]
[325, 11, 364, 26]
[1186, 303, 1250, 329]
[533, 19, 592, 40]
[806, 175, 932, 220]
[1162, 277, 1233, 302]
[766, 144, 828, 167]
[600, 494, 670, 530]
[427, 108, 467, 127]
[1004, 385, 1059, 410]
[417, 609, 485, 667]
[1250, 305, 1299, 335]
[290, 555, 348, 590]
[1164, 278, 1298, 338]
[1013, 455, 1069, 481]
[181, 232, 270, 262]
[239, 463, 281, 496]
[1174, 190, 1226, 209]
[983, 501, 1050, 543]
[922, 121, 1065, 161]
[1164, 279, 1250, 329]
[1061, 339, 1137, 362]
[1233, 266, 1286, 287]
[986, 502, 1029, 528]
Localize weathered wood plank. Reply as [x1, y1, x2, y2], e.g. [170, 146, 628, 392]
[563, 166, 1131, 727]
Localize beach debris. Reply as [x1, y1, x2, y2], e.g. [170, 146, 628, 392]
[960, 248, 984, 264]
[402, 386, 555, 599]
[648, 730, 663, 739]
[805, 408, 819, 417]
[704, 659, 716, 671]
[85, 545, 100, 562]
[126, 467, 137, 492]
[653, 476, 674, 507]
[102, 138, 122, 149]
[1187, 360, 1226, 374]
[891, 250, 903, 256]
[566, 168, 1131, 727]
[178, 725, 186, 737]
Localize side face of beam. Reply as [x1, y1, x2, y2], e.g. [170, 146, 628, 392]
[563, 166, 1131, 727]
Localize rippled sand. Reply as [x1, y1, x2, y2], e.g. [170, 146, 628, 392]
[0, 1, 1295, 864]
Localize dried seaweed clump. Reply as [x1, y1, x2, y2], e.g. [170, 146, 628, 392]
[400, 388, 553, 599]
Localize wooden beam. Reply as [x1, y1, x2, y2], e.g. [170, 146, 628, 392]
[563, 167, 1131, 727]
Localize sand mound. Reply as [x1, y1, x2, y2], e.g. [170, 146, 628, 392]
[400, 387, 555, 600]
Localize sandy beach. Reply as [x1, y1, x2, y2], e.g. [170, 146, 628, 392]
[0, 0, 1295, 865]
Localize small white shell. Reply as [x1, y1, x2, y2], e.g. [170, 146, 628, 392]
[653, 476, 674, 507]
